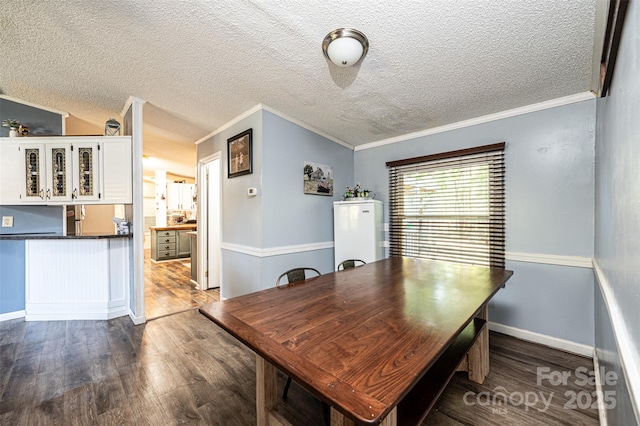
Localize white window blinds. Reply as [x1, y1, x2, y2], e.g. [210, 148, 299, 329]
[387, 143, 505, 268]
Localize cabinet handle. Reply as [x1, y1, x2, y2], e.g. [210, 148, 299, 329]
[165, 246, 170, 249]
[165, 239, 170, 243]
[39, 189, 44, 199]
[72, 188, 77, 199]
[46, 189, 51, 199]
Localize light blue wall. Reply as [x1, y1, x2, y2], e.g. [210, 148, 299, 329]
[262, 110, 353, 248]
[198, 111, 263, 249]
[0, 206, 62, 314]
[197, 110, 262, 299]
[354, 100, 596, 345]
[0, 205, 64, 235]
[0, 240, 25, 314]
[594, 0, 640, 422]
[196, 109, 353, 299]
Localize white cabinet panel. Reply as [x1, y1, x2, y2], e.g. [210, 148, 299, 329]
[101, 137, 132, 204]
[25, 238, 130, 320]
[0, 142, 21, 203]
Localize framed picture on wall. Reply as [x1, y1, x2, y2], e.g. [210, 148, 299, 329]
[303, 161, 333, 196]
[228, 129, 253, 178]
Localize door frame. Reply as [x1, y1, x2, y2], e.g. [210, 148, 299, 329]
[197, 152, 222, 291]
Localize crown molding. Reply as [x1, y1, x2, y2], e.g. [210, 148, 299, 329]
[355, 92, 596, 152]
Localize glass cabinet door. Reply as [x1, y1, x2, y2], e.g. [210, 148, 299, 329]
[46, 143, 73, 202]
[22, 145, 46, 202]
[72, 142, 100, 201]
[20, 142, 73, 203]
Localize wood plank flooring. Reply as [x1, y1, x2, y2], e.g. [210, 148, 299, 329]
[0, 309, 599, 425]
[144, 250, 219, 320]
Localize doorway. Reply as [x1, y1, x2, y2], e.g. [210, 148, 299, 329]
[198, 153, 222, 292]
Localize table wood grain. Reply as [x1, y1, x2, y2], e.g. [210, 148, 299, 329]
[200, 256, 513, 425]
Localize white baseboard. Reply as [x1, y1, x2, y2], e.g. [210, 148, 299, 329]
[0, 310, 25, 322]
[489, 322, 594, 357]
[25, 307, 129, 321]
[129, 309, 146, 325]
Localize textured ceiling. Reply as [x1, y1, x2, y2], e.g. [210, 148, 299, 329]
[1, 1, 599, 160]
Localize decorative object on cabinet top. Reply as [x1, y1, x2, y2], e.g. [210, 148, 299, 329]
[342, 182, 374, 201]
[105, 118, 121, 136]
[2, 119, 28, 137]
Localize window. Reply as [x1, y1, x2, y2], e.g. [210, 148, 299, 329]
[386, 143, 505, 268]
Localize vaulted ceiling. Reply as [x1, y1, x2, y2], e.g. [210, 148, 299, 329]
[0, 1, 605, 171]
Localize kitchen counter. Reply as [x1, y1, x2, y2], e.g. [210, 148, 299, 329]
[149, 224, 196, 231]
[1, 236, 132, 321]
[150, 226, 196, 261]
[0, 232, 133, 240]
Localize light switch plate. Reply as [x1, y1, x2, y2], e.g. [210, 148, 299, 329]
[2, 216, 14, 227]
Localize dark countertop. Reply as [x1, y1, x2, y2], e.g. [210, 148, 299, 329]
[0, 232, 133, 240]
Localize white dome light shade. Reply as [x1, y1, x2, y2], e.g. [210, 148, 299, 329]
[327, 37, 363, 67]
[322, 28, 369, 67]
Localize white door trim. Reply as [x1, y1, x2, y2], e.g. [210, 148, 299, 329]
[198, 152, 222, 291]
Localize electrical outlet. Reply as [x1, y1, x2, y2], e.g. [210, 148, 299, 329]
[2, 216, 14, 227]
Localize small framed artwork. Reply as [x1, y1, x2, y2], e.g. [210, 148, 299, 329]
[303, 161, 333, 196]
[228, 129, 253, 178]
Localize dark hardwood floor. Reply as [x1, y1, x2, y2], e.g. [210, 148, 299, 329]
[0, 309, 599, 425]
[144, 249, 219, 320]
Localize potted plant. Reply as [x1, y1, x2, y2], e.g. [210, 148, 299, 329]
[343, 183, 373, 200]
[2, 119, 21, 137]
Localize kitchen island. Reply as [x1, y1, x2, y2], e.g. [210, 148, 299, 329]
[149, 224, 196, 261]
[0, 232, 132, 321]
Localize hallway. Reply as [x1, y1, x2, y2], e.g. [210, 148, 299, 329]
[144, 250, 219, 320]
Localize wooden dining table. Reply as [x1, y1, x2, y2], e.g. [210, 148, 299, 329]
[199, 256, 513, 426]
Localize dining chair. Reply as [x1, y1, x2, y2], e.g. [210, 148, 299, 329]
[336, 259, 366, 271]
[275, 267, 321, 288]
[275, 267, 329, 425]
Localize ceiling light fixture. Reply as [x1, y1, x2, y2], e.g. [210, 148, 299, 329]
[322, 28, 369, 67]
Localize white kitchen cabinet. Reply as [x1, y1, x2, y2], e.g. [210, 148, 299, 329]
[0, 136, 132, 206]
[0, 142, 21, 203]
[167, 183, 195, 210]
[101, 136, 132, 203]
[72, 140, 100, 202]
[20, 141, 73, 203]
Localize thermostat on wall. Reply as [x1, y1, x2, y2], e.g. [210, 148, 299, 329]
[248, 187, 258, 197]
